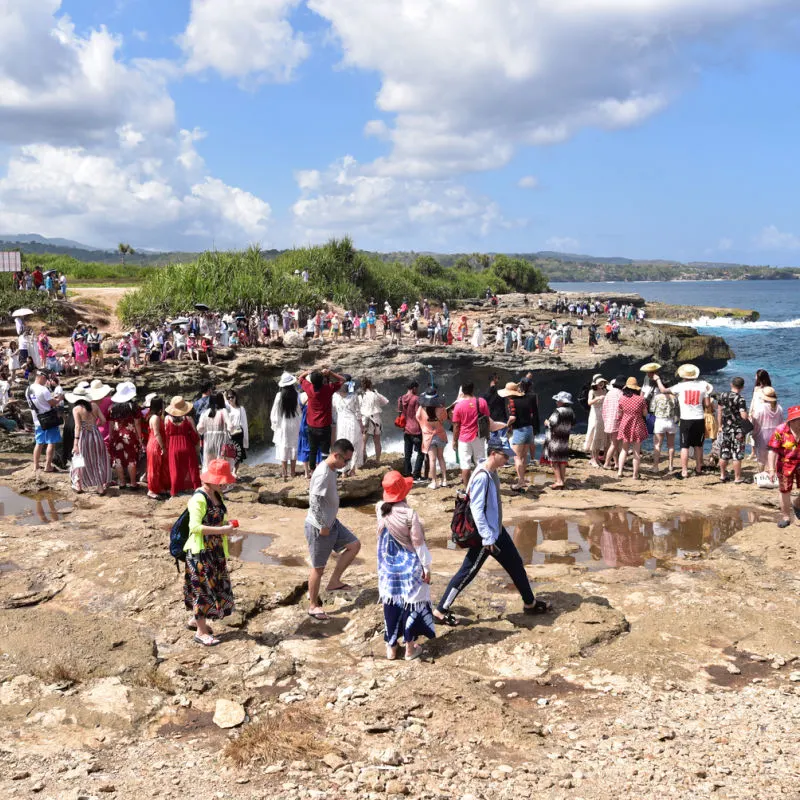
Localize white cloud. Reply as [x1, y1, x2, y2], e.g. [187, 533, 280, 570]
[292, 156, 506, 246]
[303, 0, 791, 181]
[0, 1, 274, 249]
[757, 225, 800, 250]
[0, 0, 175, 146]
[717, 237, 733, 251]
[518, 176, 539, 190]
[179, 0, 309, 84]
[546, 236, 581, 252]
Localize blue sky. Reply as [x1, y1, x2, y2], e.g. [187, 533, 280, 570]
[1, 0, 800, 264]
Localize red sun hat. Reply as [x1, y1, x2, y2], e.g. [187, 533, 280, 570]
[787, 405, 800, 423]
[382, 470, 414, 503]
[200, 458, 237, 486]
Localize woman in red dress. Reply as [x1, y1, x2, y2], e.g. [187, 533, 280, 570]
[165, 395, 201, 496]
[107, 381, 143, 489]
[615, 377, 649, 479]
[146, 396, 171, 498]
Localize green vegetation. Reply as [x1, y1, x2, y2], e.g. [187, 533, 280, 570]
[0, 279, 63, 326]
[18, 252, 156, 282]
[118, 238, 549, 325]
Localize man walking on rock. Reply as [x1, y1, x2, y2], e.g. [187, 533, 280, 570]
[433, 442, 549, 626]
[305, 439, 361, 620]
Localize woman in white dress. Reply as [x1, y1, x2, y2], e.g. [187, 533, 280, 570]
[196, 393, 233, 471]
[751, 386, 784, 471]
[333, 379, 364, 477]
[584, 375, 607, 468]
[470, 320, 484, 349]
[359, 377, 389, 463]
[224, 389, 249, 469]
[270, 372, 302, 480]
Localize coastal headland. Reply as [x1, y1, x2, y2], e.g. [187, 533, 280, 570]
[1, 290, 798, 799]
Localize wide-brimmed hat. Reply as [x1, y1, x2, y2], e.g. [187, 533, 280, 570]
[591, 374, 607, 387]
[787, 405, 800, 423]
[278, 372, 296, 388]
[111, 381, 137, 404]
[166, 395, 192, 416]
[641, 362, 662, 374]
[762, 387, 778, 402]
[142, 392, 158, 408]
[88, 379, 113, 401]
[553, 391, 573, 404]
[200, 458, 237, 486]
[64, 386, 90, 404]
[382, 470, 414, 504]
[677, 364, 700, 380]
[625, 377, 642, 391]
[498, 381, 524, 398]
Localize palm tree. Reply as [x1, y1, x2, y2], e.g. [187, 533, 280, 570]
[118, 243, 135, 266]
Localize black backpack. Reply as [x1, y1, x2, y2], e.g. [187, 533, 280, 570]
[450, 471, 491, 549]
[169, 490, 225, 571]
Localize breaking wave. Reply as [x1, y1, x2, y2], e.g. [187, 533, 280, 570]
[650, 316, 800, 330]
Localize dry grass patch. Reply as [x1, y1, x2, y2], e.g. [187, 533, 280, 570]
[131, 666, 175, 695]
[34, 660, 87, 685]
[225, 706, 335, 766]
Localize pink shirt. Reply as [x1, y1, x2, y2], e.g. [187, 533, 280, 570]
[452, 396, 489, 443]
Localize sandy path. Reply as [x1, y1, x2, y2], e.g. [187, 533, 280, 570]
[68, 286, 132, 335]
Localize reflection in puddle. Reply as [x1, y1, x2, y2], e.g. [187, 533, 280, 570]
[228, 533, 306, 567]
[0, 561, 20, 573]
[508, 507, 768, 571]
[0, 485, 73, 525]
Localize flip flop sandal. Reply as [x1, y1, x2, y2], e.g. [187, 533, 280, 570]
[777, 519, 791, 529]
[308, 610, 330, 621]
[327, 584, 353, 592]
[193, 633, 220, 647]
[434, 612, 458, 627]
[405, 646, 423, 661]
[523, 599, 552, 615]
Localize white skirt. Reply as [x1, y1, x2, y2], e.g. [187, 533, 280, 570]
[654, 418, 678, 435]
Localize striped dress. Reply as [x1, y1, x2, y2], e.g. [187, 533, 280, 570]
[71, 418, 112, 491]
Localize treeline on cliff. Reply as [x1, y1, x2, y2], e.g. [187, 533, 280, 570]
[116, 238, 549, 325]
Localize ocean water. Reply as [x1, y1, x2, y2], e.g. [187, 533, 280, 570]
[551, 280, 800, 406]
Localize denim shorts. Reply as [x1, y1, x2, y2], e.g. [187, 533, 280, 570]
[511, 425, 534, 445]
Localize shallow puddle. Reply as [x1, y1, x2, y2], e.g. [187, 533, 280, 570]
[0, 485, 73, 525]
[0, 561, 20, 573]
[229, 533, 305, 567]
[507, 506, 769, 571]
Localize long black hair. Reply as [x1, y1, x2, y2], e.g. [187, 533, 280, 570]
[279, 384, 299, 418]
[208, 393, 225, 419]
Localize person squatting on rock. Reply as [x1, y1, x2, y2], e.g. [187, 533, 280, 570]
[433, 442, 550, 627]
[305, 439, 362, 620]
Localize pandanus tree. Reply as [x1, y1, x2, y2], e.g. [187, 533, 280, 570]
[118, 243, 135, 266]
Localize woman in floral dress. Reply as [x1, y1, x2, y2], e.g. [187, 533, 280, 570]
[542, 391, 576, 489]
[107, 381, 142, 489]
[183, 459, 238, 646]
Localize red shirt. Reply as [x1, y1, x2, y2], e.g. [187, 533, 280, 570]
[398, 392, 421, 435]
[300, 378, 342, 428]
[768, 423, 800, 475]
[452, 396, 489, 443]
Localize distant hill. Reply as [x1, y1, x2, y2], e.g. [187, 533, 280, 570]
[0, 233, 96, 250]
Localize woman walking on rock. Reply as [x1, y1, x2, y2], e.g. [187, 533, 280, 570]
[333, 379, 364, 477]
[225, 390, 249, 468]
[183, 459, 238, 646]
[584, 375, 607, 468]
[359, 377, 389, 464]
[377, 471, 436, 661]
[197, 393, 232, 471]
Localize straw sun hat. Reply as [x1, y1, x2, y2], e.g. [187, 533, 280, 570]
[497, 381, 524, 398]
[677, 364, 700, 380]
[88, 379, 113, 401]
[166, 396, 193, 416]
[625, 377, 642, 391]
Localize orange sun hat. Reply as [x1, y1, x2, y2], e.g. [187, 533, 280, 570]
[200, 459, 237, 486]
[381, 470, 414, 503]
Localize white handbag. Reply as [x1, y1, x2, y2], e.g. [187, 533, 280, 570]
[71, 454, 85, 469]
[753, 471, 779, 489]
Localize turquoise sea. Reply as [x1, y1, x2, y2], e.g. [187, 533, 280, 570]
[551, 280, 800, 406]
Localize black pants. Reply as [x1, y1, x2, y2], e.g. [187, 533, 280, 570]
[307, 425, 331, 468]
[437, 528, 534, 611]
[403, 433, 424, 479]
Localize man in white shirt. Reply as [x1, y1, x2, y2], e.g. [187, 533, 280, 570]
[26, 371, 63, 471]
[657, 364, 712, 479]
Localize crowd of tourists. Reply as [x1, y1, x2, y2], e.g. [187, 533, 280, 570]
[11, 267, 69, 299]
